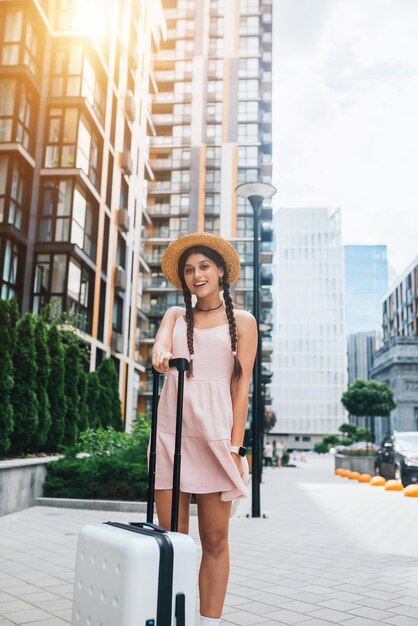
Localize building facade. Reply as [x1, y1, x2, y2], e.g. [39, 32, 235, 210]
[347, 331, 382, 385]
[344, 245, 388, 335]
[0, 0, 165, 427]
[270, 207, 347, 449]
[372, 256, 418, 437]
[139, 0, 274, 414]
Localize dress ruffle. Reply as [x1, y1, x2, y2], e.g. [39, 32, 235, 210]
[154, 431, 249, 502]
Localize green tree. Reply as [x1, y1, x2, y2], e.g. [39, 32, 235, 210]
[63, 343, 81, 445]
[0, 300, 14, 456]
[10, 314, 38, 454]
[97, 358, 123, 431]
[86, 371, 101, 429]
[77, 369, 88, 433]
[339, 422, 358, 439]
[341, 379, 396, 440]
[46, 324, 66, 451]
[34, 316, 51, 450]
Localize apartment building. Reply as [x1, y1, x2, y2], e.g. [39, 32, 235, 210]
[372, 256, 418, 436]
[139, 0, 274, 413]
[0, 0, 165, 427]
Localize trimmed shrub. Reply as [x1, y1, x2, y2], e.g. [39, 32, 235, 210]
[97, 358, 122, 430]
[77, 369, 88, 433]
[86, 371, 101, 429]
[10, 314, 38, 455]
[46, 324, 66, 451]
[63, 343, 80, 446]
[34, 316, 51, 450]
[44, 456, 148, 501]
[0, 300, 14, 456]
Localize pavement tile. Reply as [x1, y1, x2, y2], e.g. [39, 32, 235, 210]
[218, 611, 271, 625]
[0, 608, 53, 625]
[303, 608, 349, 623]
[386, 605, 418, 619]
[341, 617, 382, 626]
[316, 599, 359, 612]
[383, 616, 418, 626]
[348, 606, 393, 620]
[355, 596, 399, 610]
[253, 609, 312, 624]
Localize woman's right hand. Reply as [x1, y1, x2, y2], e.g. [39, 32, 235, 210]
[152, 349, 174, 373]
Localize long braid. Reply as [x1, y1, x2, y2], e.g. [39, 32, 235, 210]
[223, 276, 243, 382]
[183, 285, 194, 378]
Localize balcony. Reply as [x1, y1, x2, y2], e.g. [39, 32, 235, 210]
[111, 332, 124, 354]
[261, 289, 273, 308]
[142, 276, 173, 290]
[120, 150, 133, 175]
[148, 181, 190, 194]
[261, 267, 273, 286]
[114, 266, 127, 291]
[149, 158, 191, 171]
[128, 43, 138, 70]
[118, 208, 130, 233]
[125, 91, 137, 122]
[260, 250, 273, 264]
[261, 222, 273, 242]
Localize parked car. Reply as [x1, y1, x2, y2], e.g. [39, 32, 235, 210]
[375, 432, 418, 486]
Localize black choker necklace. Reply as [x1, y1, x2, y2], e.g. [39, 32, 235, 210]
[195, 301, 223, 312]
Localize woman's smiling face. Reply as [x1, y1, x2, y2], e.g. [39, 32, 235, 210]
[183, 253, 223, 296]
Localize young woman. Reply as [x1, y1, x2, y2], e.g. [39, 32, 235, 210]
[151, 232, 257, 626]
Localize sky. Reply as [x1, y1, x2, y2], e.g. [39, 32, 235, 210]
[272, 0, 418, 276]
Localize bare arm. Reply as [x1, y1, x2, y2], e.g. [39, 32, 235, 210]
[152, 306, 183, 373]
[230, 310, 258, 451]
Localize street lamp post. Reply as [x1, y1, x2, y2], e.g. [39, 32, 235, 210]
[235, 182, 277, 518]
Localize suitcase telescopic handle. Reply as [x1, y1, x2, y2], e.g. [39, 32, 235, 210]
[147, 358, 190, 532]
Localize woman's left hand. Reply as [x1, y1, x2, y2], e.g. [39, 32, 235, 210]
[231, 452, 243, 477]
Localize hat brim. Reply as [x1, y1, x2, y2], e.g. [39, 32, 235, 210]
[161, 232, 241, 290]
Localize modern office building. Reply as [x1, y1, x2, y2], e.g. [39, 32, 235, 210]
[372, 256, 418, 436]
[269, 208, 347, 449]
[344, 245, 388, 386]
[347, 331, 382, 385]
[139, 0, 274, 413]
[0, 0, 165, 427]
[344, 245, 388, 335]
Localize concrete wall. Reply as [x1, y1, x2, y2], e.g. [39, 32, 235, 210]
[0, 457, 60, 517]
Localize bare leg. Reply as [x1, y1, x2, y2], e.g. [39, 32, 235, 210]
[154, 489, 192, 534]
[197, 492, 232, 619]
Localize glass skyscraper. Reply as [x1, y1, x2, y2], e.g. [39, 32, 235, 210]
[344, 245, 388, 335]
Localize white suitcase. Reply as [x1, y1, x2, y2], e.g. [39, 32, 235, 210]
[71, 359, 196, 626]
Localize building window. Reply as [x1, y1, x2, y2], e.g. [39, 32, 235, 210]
[38, 180, 97, 260]
[44, 108, 101, 188]
[0, 78, 34, 151]
[1, 238, 19, 299]
[33, 252, 91, 332]
[0, 156, 29, 232]
[0, 8, 40, 78]
[50, 45, 106, 124]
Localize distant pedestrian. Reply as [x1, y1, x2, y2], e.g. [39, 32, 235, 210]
[300, 450, 307, 462]
[263, 442, 273, 467]
[276, 440, 285, 468]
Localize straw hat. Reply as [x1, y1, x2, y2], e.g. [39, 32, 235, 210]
[161, 232, 241, 290]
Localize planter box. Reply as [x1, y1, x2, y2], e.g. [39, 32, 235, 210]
[335, 454, 376, 475]
[0, 456, 60, 517]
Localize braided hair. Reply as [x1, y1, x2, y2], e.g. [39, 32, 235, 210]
[178, 245, 243, 381]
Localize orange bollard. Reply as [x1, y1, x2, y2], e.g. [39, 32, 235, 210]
[358, 473, 372, 483]
[335, 468, 345, 476]
[403, 484, 418, 497]
[384, 480, 403, 491]
[370, 476, 386, 487]
[348, 471, 360, 480]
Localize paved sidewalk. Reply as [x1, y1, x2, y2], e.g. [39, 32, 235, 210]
[1, 455, 418, 625]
